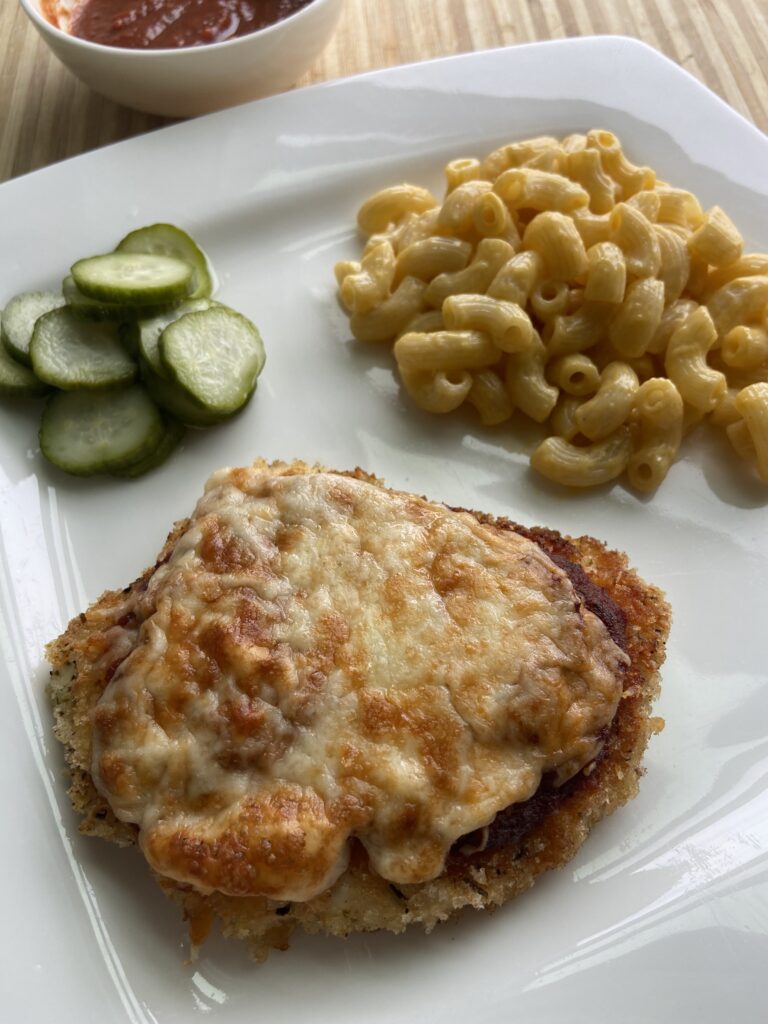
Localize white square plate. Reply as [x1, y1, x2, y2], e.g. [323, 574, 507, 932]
[1, 37, 767, 1023]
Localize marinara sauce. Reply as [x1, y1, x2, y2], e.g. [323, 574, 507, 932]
[58, 0, 314, 49]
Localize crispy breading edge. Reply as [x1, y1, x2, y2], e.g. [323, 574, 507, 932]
[46, 460, 670, 960]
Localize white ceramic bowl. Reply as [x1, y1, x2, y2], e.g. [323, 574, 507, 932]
[19, 0, 344, 118]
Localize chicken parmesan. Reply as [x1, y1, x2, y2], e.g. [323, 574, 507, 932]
[48, 460, 670, 959]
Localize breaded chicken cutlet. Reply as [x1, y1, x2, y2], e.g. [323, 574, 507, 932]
[47, 460, 670, 960]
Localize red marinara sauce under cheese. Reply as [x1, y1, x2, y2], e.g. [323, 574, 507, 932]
[46, 0, 314, 50]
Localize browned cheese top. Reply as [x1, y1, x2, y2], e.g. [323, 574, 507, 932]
[91, 463, 626, 901]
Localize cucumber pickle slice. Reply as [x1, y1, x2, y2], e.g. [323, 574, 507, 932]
[4, 222, 264, 479]
[63, 275, 179, 323]
[134, 298, 214, 378]
[130, 299, 223, 426]
[31, 308, 136, 390]
[160, 307, 265, 417]
[114, 417, 186, 478]
[40, 386, 164, 476]
[117, 224, 213, 300]
[71, 253, 193, 305]
[2, 291, 64, 365]
[0, 314, 49, 398]
[142, 363, 228, 427]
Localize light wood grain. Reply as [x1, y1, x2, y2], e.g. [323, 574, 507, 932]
[1, 0, 766, 183]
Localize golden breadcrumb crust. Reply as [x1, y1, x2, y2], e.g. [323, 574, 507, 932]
[46, 461, 670, 961]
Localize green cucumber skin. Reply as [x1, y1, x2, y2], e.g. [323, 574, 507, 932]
[0, 379, 50, 399]
[116, 223, 214, 300]
[71, 253, 193, 305]
[63, 276, 182, 323]
[119, 322, 140, 358]
[0, 350, 50, 398]
[0, 310, 49, 397]
[0, 376, 50, 399]
[160, 307, 265, 417]
[143, 358, 257, 427]
[141, 361, 229, 427]
[2, 291, 65, 366]
[136, 298, 215, 379]
[114, 417, 186, 478]
[39, 386, 165, 477]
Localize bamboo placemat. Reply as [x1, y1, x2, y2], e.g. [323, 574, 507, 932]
[1, 0, 767, 183]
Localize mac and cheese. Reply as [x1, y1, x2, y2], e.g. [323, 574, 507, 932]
[336, 130, 768, 490]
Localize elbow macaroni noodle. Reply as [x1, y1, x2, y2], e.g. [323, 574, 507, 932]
[585, 242, 626, 304]
[627, 378, 684, 491]
[735, 384, 768, 482]
[547, 353, 600, 396]
[467, 369, 515, 426]
[335, 130, 768, 489]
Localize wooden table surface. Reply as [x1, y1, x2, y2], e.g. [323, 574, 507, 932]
[2, 0, 767, 184]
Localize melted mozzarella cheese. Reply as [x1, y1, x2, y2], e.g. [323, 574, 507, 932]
[91, 463, 626, 902]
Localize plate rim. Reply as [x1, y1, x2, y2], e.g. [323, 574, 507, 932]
[2, 35, 766, 198]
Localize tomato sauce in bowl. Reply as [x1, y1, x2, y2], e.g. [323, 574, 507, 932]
[43, 0, 315, 49]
